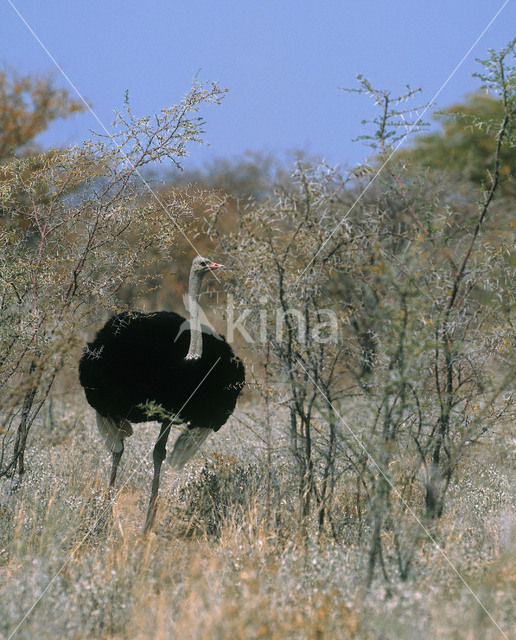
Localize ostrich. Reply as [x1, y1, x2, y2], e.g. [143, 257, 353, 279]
[79, 256, 245, 532]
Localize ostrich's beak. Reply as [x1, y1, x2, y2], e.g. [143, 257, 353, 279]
[208, 262, 224, 270]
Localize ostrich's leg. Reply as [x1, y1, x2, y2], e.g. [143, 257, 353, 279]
[109, 444, 124, 490]
[96, 412, 132, 494]
[144, 421, 171, 533]
[99, 442, 123, 532]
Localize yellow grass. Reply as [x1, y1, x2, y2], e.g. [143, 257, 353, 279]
[0, 406, 514, 640]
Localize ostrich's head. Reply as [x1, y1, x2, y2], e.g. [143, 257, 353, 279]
[191, 255, 224, 276]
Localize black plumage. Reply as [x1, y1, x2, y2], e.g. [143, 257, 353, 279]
[79, 310, 244, 430]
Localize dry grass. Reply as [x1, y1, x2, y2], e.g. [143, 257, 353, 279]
[0, 400, 514, 640]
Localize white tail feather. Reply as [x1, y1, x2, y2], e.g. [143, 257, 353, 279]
[96, 412, 133, 453]
[168, 427, 211, 469]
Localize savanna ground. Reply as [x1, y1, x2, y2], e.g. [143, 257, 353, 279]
[0, 379, 514, 640]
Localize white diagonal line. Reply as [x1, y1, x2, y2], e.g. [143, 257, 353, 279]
[293, 354, 510, 640]
[6, 0, 222, 283]
[295, 0, 511, 286]
[6, 356, 221, 640]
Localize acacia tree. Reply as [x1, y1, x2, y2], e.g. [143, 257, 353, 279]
[0, 70, 84, 161]
[397, 91, 516, 192]
[204, 160, 354, 533]
[0, 80, 226, 478]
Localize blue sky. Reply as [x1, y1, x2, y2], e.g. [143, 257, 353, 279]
[1, 1, 515, 171]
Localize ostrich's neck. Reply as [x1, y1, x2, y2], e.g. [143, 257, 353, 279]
[185, 270, 203, 360]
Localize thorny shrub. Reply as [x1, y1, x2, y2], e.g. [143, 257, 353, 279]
[0, 80, 227, 477]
